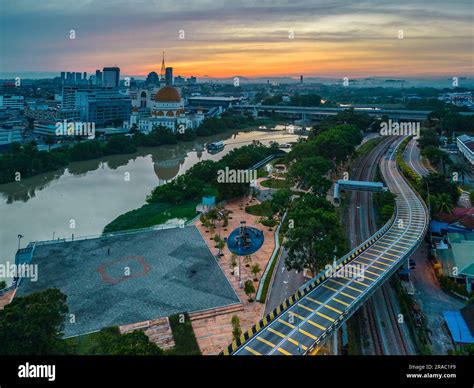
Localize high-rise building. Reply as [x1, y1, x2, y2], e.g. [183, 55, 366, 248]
[60, 72, 66, 84]
[165, 67, 173, 87]
[102, 67, 120, 88]
[61, 85, 95, 110]
[95, 70, 103, 86]
[188, 76, 197, 85]
[174, 76, 185, 86]
[300, 75, 304, 84]
[83, 72, 87, 82]
[66, 72, 74, 85]
[75, 88, 131, 127]
[146, 71, 159, 85]
[75, 72, 82, 84]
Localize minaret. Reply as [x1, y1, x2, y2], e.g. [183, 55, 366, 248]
[160, 52, 166, 82]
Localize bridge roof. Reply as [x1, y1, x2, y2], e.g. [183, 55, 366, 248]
[337, 179, 384, 188]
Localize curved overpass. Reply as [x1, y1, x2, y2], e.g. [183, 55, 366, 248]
[222, 137, 429, 355]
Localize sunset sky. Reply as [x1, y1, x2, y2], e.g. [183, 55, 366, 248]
[0, 0, 472, 78]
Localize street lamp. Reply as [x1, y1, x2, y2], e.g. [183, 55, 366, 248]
[17, 234, 24, 251]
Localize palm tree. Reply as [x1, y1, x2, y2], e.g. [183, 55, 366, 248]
[251, 263, 261, 281]
[449, 162, 469, 185]
[432, 193, 454, 214]
[44, 136, 55, 151]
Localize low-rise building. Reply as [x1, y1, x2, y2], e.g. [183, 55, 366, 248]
[439, 92, 473, 108]
[457, 134, 474, 168]
[0, 124, 23, 150]
[0, 95, 24, 110]
[435, 232, 474, 293]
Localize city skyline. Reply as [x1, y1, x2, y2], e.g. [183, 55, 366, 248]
[0, 0, 473, 78]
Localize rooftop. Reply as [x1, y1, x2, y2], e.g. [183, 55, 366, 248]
[17, 225, 240, 337]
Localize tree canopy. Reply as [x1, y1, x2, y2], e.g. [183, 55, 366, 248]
[0, 288, 69, 355]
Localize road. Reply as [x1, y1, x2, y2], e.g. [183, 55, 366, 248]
[404, 138, 431, 177]
[226, 137, 428, 355]
[265, 248, 305, 315]
[403, 137, 466, 354]
[348, 137, 415, 355]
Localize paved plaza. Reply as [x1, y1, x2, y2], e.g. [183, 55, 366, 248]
[17, 226, 240, 337]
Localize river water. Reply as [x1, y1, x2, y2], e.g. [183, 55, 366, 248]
[0, 129, 298, 283]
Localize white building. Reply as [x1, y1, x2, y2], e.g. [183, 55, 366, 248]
[133, 86, 204, 133]
[439, 92, 473, 108]
[457, 134, 474, 168]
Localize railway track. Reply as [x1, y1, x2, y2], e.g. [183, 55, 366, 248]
[350, 136, 412, 355]
[381, 284, 410, 354]
[225, 136, 428, 356]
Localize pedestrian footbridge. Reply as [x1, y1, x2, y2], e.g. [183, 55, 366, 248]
[333, 179, 387, 205]
[221, 137, 429, 355]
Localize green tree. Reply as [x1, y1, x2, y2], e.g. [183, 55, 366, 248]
[421, 146, 451, 172]
[44, 136, 55, 151]
[244, 280, 256, 301]
[90, 327, 163, 355]
[418, 128, 440, 149]
[251, 263, 262, 280]
[422, 173, 460, 205]
[430, 193, 454, 214]
[449, 162, 470, 185]
[270, 189, 292, 215]
[288, 156, 332, 194]
[284, 207, 346, 276]
[231, 315, 242, 342]
[0, 288, 69, 355]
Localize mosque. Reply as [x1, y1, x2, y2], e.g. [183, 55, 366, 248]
[127, 55, 204, 134]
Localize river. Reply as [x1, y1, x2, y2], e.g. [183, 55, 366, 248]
[0, 129, 299, 283]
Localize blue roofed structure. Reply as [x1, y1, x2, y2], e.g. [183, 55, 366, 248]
[429, 220, 472, 235]
[443, 304, 474, 345]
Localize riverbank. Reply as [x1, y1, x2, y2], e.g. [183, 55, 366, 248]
[0, 111, 267, 185]
[0, 129, 299, 285]
[102, 144, 277, 233]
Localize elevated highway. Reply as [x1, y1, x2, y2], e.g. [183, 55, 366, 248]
[222, 136, 429, 355]
[233, 105, 431, 121]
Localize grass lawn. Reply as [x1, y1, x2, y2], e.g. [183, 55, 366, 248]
[165, 313, 201, 355]
[65, 312, 201, 355]
[245, 201, 274, 218]
[260, 178, 292, 189]
[64, 331, 104, 355]
[103, 201, 198, 233]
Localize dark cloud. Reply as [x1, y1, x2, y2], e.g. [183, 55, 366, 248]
[0, 0, 471, 75]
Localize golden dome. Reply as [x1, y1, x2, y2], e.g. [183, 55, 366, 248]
[154, 86, 181, 102]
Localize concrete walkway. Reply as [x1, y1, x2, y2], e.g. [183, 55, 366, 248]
[192, 197, 277, 354]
